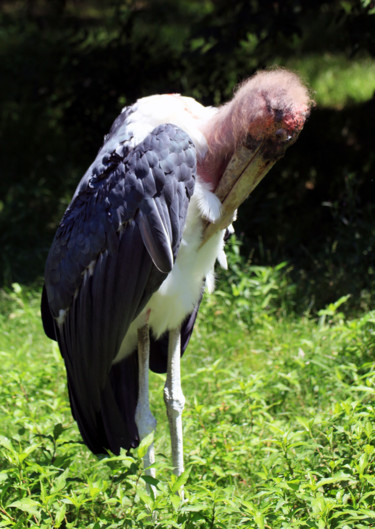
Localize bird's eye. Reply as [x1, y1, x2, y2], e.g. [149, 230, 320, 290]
[275, 128, 292, 142]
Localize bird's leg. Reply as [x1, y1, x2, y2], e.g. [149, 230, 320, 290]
[135, 323, 157, 485]
[164, 326, 185, 477]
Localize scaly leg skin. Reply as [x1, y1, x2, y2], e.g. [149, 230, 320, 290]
[164, 326, 185, 482]
[135, 323, 157, 495]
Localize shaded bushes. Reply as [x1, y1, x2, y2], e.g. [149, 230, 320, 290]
[0, 1, 374, 313]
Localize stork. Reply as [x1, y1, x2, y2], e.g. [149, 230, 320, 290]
[41, 69, 311, 479]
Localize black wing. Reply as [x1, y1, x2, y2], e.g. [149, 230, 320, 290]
[42, 122, 196, 454]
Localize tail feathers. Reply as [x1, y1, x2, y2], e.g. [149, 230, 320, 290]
[108, 352, 140, 450]
[68, 352, 140, 455]
[67, 299, 200, 452]
[41, 285, 57, 341]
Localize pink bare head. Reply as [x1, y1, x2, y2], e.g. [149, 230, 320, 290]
[206, 68, 312, 151]
[200, 68, 313, 187]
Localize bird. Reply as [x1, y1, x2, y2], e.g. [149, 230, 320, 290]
[41, 69, 311, 479]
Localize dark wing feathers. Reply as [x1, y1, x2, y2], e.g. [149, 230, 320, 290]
[138, 203, 174, 273]
[42, 122, 196, 453]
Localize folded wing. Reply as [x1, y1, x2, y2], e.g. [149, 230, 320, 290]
[42, 122, 196, 453]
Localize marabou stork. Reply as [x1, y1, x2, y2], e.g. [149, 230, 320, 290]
[41, 69, 311, 478]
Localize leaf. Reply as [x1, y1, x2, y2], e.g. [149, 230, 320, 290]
[9, 498, 41, 519]
[171, 467, 191, 494]
[17, 443, 41, 464]
[137, 433, 154, 459]
[51, 468, 69, 494]
[357, 453, 369, 475]
[137, 488, 154, 510]
[170, 493, 181, 511]
[296, 416, 313, 431]
[54, 503, 66, 528]
[0, 436, 14, 452]
[141, 475, 159, 487]
[53, 423, 64, 441]
[180, 503, 210, 513]
[315, 473, 354, 490]
[331, 508, 375, 520]
[254, 511, 265, 529]
[11, 283, 22, 295]
[353, 385, 375, 393]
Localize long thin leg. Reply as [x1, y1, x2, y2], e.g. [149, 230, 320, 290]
[135, 323, 157, 482]
[164, 326, 185, 476]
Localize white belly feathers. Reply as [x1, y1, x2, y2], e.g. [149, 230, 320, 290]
[115, 180, 226, 362]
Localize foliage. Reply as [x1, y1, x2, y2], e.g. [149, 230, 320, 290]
[283, 54, 375, 108]
[0, 0, 375, 314]
[0, 3, 374, 525]
[1, 257, 375, 527]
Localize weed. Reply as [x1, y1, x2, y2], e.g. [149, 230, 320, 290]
[0, 265, 374, 527]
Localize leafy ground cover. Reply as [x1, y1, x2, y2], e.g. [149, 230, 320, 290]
[0, 248, 374, 528]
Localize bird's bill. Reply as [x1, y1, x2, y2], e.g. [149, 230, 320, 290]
[200, 140, 286, 244]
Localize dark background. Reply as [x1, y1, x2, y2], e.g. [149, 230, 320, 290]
[1, 0, 374, 313]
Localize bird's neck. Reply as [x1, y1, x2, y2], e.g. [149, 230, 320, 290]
[197, 153, 230, 191]
[197, 103, 236, 191]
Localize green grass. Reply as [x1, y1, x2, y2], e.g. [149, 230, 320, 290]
[1, 255, 375, 528]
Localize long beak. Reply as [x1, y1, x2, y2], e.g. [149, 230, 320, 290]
[200, 133, 299, 246]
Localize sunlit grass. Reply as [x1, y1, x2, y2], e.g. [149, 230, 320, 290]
[281, 53, 375, 108]
[1, 247, 375, 527]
